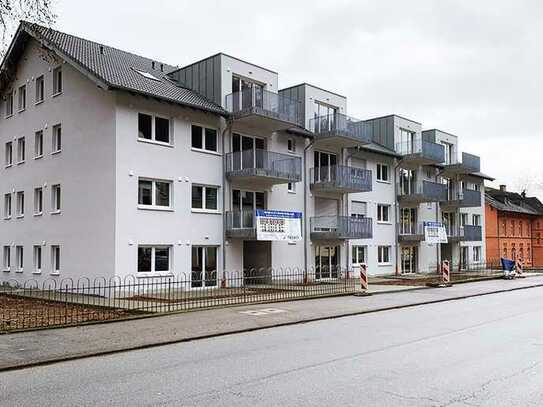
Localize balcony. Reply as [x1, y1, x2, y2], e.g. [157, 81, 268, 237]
[225, 149, 302, 187]
[446, 225, 483, 242]
[310, 216, 372, 240]
[225, 210, 257, 239]
[398, 222, 425, 242]
[397, 180, 447, 204]
[441, 152, 481, 176]
[441, 188, 482, 210]
[310, 165, 372, 195]
[396, 139, 445, 168]
[225, 89, 301, 132]
[309, 113, 371, 149]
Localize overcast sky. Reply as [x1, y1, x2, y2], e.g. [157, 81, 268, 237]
[55, 0, 543, 196]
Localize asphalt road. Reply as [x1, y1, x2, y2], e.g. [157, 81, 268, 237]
[2, 287, 543, 407]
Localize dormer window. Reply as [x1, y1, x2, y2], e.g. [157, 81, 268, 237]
[132, 68, 160, 81]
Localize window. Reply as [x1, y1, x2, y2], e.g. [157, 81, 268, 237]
[4, 193, 11, 219]
[351, 201, 367, 219]
[33, 246, 42, 273]
[191, 246, 217, 288]
[287, 138, 296, 153]
[137, 245, 171, 274]
[352, 245, 367, 265]
[376, 163, 389, 182]
[18, 85, 26, 111]
[472, 214, 481, 226]
[15, 246, 23, 272]
[34, 187, 43, 215]
[5, 141, 12, 166]
[34, 130, 43, 158]
[377, 204, 390, 223]
[137, 113, 171, 144]
[473, 183, 481, 192]
[53, 66, 62, 94]
[5, 91, 13, 117]
[138, 179, 171, 209]
[51, 184, 61, 212]
[52, 124, 62, 153]
[35, 75, 44, 103]
[191, 184, 218, 211]
[191, 124, 217, 152]
[287, 182, 296, 193]
[460, 213, 468, 226]
[16, 191, 24, 217]
[51, 245, 60, 274]
[473, 246, 481, 263]
[17, 137, 25, 163]
[378, 246, 391, 264]
[3, 246, 10, 271]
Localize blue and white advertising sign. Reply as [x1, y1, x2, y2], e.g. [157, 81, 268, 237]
[255, 210, 303, 241]
[424, 221, 448, 244]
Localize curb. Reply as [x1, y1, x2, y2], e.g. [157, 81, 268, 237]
[1, 281, 543, 373]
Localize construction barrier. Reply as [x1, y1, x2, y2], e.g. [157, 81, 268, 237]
[442, 260, 450, 284]
[515, 258, 524, 276]
[360, 263, 368, 291]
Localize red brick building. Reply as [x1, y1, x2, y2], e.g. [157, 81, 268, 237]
[485, 185, 543, 267]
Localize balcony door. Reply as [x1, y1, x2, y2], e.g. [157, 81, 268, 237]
[232, 75, 264, 110]
[442, 142, 454, 165]
[313, 101, 337, 132]
[315, 245, 340, 280]
[314, 151, 337, 183]
[401, 246, 418, 274]
[442, 212, 456, 235]
[399, 128, 416, 154]
[232, 133, 265, 171]
[399, 207, 417, 235]
[232, 189, 265, 229]
[399, 168, 416, 195]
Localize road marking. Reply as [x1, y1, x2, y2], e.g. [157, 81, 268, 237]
[239, 308, 287, 316]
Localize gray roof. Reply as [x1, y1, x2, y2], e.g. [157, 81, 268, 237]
[0, 22, 227, 115]
[485, 187, 543, 215]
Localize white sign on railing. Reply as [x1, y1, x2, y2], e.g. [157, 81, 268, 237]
[256, 210, 302, 241]
[424, 221, 448, 244]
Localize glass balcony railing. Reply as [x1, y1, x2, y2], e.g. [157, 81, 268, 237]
[225, 149, 302, 183]
[443, 188, 482, 208]
[397, 180, 448, 203]
[445, 225, 482, 241]
[398, 222, 425, 241]
[309, 113, 371, 145]
[310, 165, 372, 193]
[395, 139, 445, 164]
[310, 216, 372, 240]
[225, 210, 257, 239]
[443, 152, 481, 174]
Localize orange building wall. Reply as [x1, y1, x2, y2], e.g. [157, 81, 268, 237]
[485, 204, 500, 261]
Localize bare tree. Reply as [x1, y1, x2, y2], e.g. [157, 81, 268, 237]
[0, 0, 56, 57]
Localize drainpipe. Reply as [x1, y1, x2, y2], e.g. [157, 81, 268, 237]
[303, 138, 316, 279]
[222, 118, 233, 276]
[393, 159, 401, 275]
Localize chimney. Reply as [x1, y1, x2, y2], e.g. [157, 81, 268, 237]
[99, 45, 104, 55]
[499, 184, 506, 192]
[521, 190, 527, 198]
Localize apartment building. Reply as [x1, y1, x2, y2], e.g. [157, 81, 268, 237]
[0, 22, 490, 285]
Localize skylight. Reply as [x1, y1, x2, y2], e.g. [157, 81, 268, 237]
[132, 68, 160, 81]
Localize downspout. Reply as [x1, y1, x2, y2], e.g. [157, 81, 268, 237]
[303, 138, 316, 279]
[394, 159, 401, 275]
[222, 118, 233, 276]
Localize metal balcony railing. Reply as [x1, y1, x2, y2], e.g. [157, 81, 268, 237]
[395, 139, 445, 164]
[461, 152, 481, 172]
[398, 180, 448, 202]
[398, 222, 425, 241]
[225, 88, 301, 126]
[310, 216, 372, 240]
[445, 225, 482, 241]
[443, 152, 481, 174]
[225, 210, 257, 239]
[309, 113, 371, 145]
[225, 149, 302, 183]
[310, 165, 372, 193]
[444, 188, 482, 208]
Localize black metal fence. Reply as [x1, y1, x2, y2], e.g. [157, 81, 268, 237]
[0, 268, 357, 332]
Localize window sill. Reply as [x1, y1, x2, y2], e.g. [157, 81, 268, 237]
[377, 263, 392, 267]
[16, 215, 24, 219]
[136, 272, 174, 278]
[51, 150, 62, 155]
[191, 147, 221, 156]
[32, 270, 42, 275]
[137, 205, 174, 212]
[5, 114, 13, 119]
[34, 212, 43, 217]
[15, 269, 23, 273]
[137, 138, 173, 148]
[2, 269, 10, 273]
[377, 221, 392, 225]
[50, 272, 60, 276]
[50, 210, 62, 215]
[4, 164, 12, 169]
[18, 108, 25, 114]
[3, 217, 11, 220]
[35, 100, 44, 106]
[34, 155, 43, 160]
[288, 191, 296, 194]
[52, 91, 62, 98]
[16, 160, 25, 165]
[191, 208, 221, 215]
[376, 180, 391, 185]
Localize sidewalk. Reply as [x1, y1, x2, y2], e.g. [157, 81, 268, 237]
[1, 276, 543, 371]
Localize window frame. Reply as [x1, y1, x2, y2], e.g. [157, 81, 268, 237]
[5, 91, 13, 117]
[5, 141, 12, 167]
[378, 245, 391, 265]
[137, 245, 172, 275]
[376, 163, 390, 183]
[35, 75, 44, 104]
[33, 245, 42, 274]
[18, 85, 26, 112]
[191, 123, 219, 154]
[137, 112, 172, 146]
[191, 184, 219, 212]
[137, 178, 173, 210]
[52, 124, 62, 154]
[51, 184, 61, 213]
[51, 245, 60, 275]
[3, 246, 10, 271]
[287, 138, 296, 153]
[17, 137, 25, 164]
[4, 193, 12, 219]
[377, 204, 391, 223]
[16, 191, 24, 217]
[287, 182, 296, 194]
[34, 130, 44, 158]
[15, 245, 23, 273]
[473, 246, 482, 263]
[191, 245, 218, 288]
[352, 245, 367, 265]
[34, 187, 43, 215]
[472, 214, 481, 227]
[53, 66, 63, 95]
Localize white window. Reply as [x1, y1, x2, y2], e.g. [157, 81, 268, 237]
[15, 246, 23, 272]
[52, 124, 62, 153]
[378, 246, 391, 264]
[377, 204, 390, 223]
[17, 137, 25, 163]
[138, 178, 172, 209]
[51, 245, 60, 274]
[16, 191, 24, 217]
[3, 246, 10, 271]
[191, 246, 217, 288]
[473, 246, 482, 262]
[34, 187, 43, 215]
[376, 163, 389, 182]
[460, 213, 468, 226]
[53, 66, 62, 95]
[35, 130, 43, 158]
[137, 245, 171, 274]
[191, 124, 217, 153]
[287, 182, 296, 193]
[287, 138, 296, 153]
[352, 245, 367, 265]
[33, 245, 42, 273]
[191, 184, 218, 211]
[18, 85, 26, 111]
[472, 214, 481, 226]
[473, 183, 481, 192]
[5, 91, 13, 117]
[5, 141, 12, 166]
[51, 184, 61, 213]
[35, 75, 44, 103]
[351, 201, 367, 219]
[138, 113, 171, 144]
[4, 193, 11, 219]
